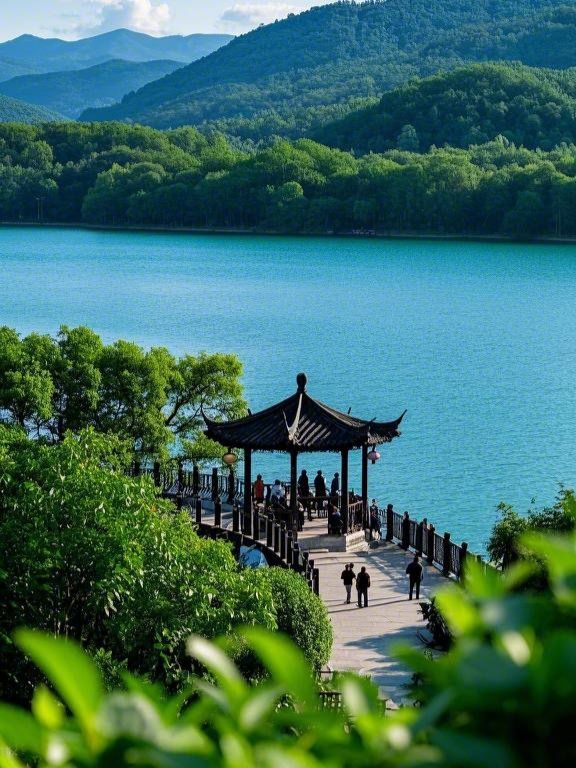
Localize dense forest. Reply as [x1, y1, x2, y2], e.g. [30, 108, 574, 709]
[2, 121, 576, 238]
[318, 63, 576, 153]
[82, 0, 576, 133]
[0, 95, 62, 124]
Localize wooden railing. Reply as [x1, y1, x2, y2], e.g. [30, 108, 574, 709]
[376, 506, 487, 580]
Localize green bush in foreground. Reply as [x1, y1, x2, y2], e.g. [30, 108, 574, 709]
[1, 530, 575, 767]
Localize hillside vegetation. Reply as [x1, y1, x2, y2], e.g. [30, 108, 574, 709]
[0, 95, 62, 124]
[2, 121, 576, 239]
[0, 59, 184, 118]
[318, 63, 576, 153]
[81, 0, 576, 133]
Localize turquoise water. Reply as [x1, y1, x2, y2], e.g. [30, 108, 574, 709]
[2, 226, 576, 551]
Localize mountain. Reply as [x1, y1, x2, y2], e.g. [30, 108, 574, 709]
[0, 94, 63, 123]
[0, 58, 38, 83]
[0, 29, 232, 73]
[317, 62, 576, 152]
[0, 59, 184, 118]
[81, 0, 576, 130]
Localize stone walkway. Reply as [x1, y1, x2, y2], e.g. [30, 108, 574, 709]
[311, 539, 446, 705]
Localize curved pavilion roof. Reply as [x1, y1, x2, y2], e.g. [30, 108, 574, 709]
[203, 373, 406, 453]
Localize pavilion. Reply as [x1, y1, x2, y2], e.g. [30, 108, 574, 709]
[203, 373, 405, 536]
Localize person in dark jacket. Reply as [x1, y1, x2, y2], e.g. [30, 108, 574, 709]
[340, 563, 356, 603]
[356, 566, 370, 607]
[314, 470, 327, 513]
[406, 554, 424, 599]
[330, 472, 339, 496]
[298, 469, 311, 520]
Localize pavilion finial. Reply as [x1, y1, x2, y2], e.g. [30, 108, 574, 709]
[296, 372, 307, 393]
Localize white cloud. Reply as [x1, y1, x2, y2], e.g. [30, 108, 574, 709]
[220, 3, 297, 30]
[77, 0, 171, 36]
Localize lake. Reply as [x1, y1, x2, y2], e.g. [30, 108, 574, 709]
[1, 226, 575, 551]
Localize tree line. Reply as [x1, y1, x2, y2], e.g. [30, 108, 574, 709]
[3, 121, 576, 237]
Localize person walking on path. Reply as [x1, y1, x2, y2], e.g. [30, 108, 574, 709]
[340, 563, 356, 604]
[406, 554, 424, 600]
[356, 566, 370, 608]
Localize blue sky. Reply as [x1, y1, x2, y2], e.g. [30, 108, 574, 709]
[1, 0, 335, 42]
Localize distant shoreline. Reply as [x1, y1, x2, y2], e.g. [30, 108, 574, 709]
[2, 221, 576, 245]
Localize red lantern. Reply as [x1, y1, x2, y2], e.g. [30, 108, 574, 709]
[367, 447, 381, 465]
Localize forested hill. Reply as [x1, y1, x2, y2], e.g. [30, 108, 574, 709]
[0, 95, 62, 124]
[317, 63, 576, 153]
[0, 60, 184, 119]
[81, 0, 572, 128]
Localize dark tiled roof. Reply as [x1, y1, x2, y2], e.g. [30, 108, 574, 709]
[203, 373, 405, 452]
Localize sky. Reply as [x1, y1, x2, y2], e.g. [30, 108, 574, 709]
[0, 0, 336, 42]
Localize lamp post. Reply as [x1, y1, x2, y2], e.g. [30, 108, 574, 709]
[222, 449, 237, 505]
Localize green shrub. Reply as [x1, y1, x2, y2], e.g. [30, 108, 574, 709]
[263, 567, 333, 673]
[1, 528, 576, 767]
[0, 428, 276, 702]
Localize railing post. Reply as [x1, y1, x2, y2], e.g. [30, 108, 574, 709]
[192, 464, 199, 496]
[291, 541, 300, 571]
[195, 498, 202, 526]
[286, 531, 293, 565]
[133, 460, 141, 477]
[308, 558, 315, 589]
[214, 498, 222, 527]
[386, 505, 394, 541]
[253, 507, 260, 539]
[211, 467, 218, 501]
[401, 512, 410, 549]
[427, 524, 435, 565]
[177, 461, 184, 490]
[232, 503, 240, 533]
[443, 532, 452, 577]
[416, 520, 423, 553]
[312, 567, 320, 595]
[243, 504, 253, 537]
[228, 468, 235, 505]
[266, 514, 273, 547]
[280, 526, 287, 561]
[420, 518, 428, 557]
[273, 522, 280, 553]
[459, 541, 468, 582]
[153, 461, 161, 487]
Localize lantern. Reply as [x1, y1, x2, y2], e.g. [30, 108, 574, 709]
[367, 447, 381, 465]
[222, 449, 238, 466]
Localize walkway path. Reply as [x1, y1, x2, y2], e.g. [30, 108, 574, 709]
[311, 540, 446, 706]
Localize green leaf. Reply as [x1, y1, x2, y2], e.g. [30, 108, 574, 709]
[15, 630, 103, 738]
[187, 635, 248, 704]
[0, 704, 44, 753]
[32, 685, 65, 730]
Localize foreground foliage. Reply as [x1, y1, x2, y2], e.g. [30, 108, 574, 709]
[1, 528, 575, 767]
[0, 429, 332, 703]
[4, 121, 576, 237]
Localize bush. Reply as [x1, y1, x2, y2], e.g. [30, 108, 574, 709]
[0, 428, 276, 702]
[263, 567, 333, 673]
[1, 528, 576, 767]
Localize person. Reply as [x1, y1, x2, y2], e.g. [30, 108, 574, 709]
[330, 472, 339, 497]
[406, 553, 424, 600]
[328, 504, 342, 535]
[253, 474, 265, 505]
[298, 469, 311, 520]
[369, 501, 381, 539]
[270, 479, 285, 505]
[314, 469, 327, 514]
[356, 566, 370, 608]
[340, 562, 356, 604]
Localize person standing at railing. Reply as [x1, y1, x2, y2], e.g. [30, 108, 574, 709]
[270, 479, 285, 505]
[298, 469, 311, 521]
[314, 469, 327, 514]
[406, 553, 424, 600]
[253, 474, 265, 506]
[369, 500, 381, 540]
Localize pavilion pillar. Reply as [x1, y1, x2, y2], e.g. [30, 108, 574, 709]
[341, 448, 349, 533]
[361, 445, 368, 524]
[290, 449, 298, 540]
[243, 447, 252, 522]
